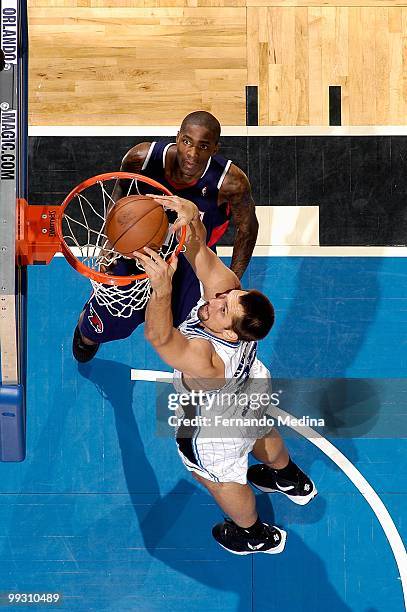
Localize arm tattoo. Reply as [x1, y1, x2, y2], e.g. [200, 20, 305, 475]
[222, 172, 259, 279]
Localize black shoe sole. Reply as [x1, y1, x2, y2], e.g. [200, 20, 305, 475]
[213, 528, 287, 555]
[72, 326, 100, 363]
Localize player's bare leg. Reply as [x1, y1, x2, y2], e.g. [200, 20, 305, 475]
[193, 472, 257, 528]
[192, 472, 286, 555]
[248, 431, 318, 505]
[251, 428, 289, 469]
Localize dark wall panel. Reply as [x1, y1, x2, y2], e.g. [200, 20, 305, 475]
[296, 137, 324, 202]
[28, 135, 407, 246]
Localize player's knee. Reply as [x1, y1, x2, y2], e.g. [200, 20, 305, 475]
[192, 471, 223, 491]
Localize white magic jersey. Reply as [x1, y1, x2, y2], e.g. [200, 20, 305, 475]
[173, 298, 273, 438]
[173, 297, 275, 483]
[173, 298, 270, 388]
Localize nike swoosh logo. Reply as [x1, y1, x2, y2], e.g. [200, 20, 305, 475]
[276, 483, 295, 492]
[247, 543, 265, 550]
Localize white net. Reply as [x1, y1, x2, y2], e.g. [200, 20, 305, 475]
[61, 175, 181, 317]
[90, 277, 152, 318]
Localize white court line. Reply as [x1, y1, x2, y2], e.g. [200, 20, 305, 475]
[216, 246, 407, 258]
[28, 126, 248, 137]
[273, 405, 407, 611]
[131, 369, 170, 382]
[131, 368, 407, 609]
[54, 246, 407, 259]
[29, 125, 407, 137]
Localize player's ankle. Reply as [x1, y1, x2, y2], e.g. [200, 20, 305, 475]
[270, 457, 298, 481]
[236, 515, 263, 537]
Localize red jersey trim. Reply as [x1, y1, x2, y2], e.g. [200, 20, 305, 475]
[208, 220, 230, 248]
[165, 174, 199, 190]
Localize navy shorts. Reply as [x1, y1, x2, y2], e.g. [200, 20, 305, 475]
[79, 253, 203, 343]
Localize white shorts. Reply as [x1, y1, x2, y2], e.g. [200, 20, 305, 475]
[176, 435, 258, 485]
[173, 359, 274, 485]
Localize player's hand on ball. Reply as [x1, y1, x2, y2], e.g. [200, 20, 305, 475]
[146, 194, 199, 233]
[135, 247, 178, 297]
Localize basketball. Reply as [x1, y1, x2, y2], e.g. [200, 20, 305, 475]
[105, 195, 169, 256]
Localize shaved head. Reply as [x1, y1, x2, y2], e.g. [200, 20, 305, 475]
[180, 111, 221, 144]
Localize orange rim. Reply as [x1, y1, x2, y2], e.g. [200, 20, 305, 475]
[58, 172, 186, 286]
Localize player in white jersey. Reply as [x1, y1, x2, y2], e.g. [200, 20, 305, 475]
[136, 195, 317, 555]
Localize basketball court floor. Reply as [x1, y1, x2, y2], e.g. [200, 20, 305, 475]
[0, 252, 404, 610]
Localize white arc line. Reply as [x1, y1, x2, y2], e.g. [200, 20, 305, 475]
[273, 406, 407, 611]
[131, 368, 407, 609]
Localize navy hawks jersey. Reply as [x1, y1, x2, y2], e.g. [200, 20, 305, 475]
[141, 140, 232, 247]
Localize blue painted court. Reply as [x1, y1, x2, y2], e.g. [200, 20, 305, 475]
[0, 255, 405, 611]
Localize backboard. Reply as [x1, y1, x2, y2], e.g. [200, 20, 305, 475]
[0, 0, 28, 461]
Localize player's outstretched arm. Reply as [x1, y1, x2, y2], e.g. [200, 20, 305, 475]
[148, 195, 241, 300]
[184, 215, 241, 299]
[136, 248, 225, 378]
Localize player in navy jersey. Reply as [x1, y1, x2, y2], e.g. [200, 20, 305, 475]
[73, 110, 259, 362]
[137, 195, 317, 555]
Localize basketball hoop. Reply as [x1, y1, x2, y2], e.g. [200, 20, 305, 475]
[16, 172, 186, 317]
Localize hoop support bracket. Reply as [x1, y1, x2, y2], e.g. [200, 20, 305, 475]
[16, 199, 61, 266]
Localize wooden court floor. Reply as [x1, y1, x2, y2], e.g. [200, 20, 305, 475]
[28, 2, 407, 126]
